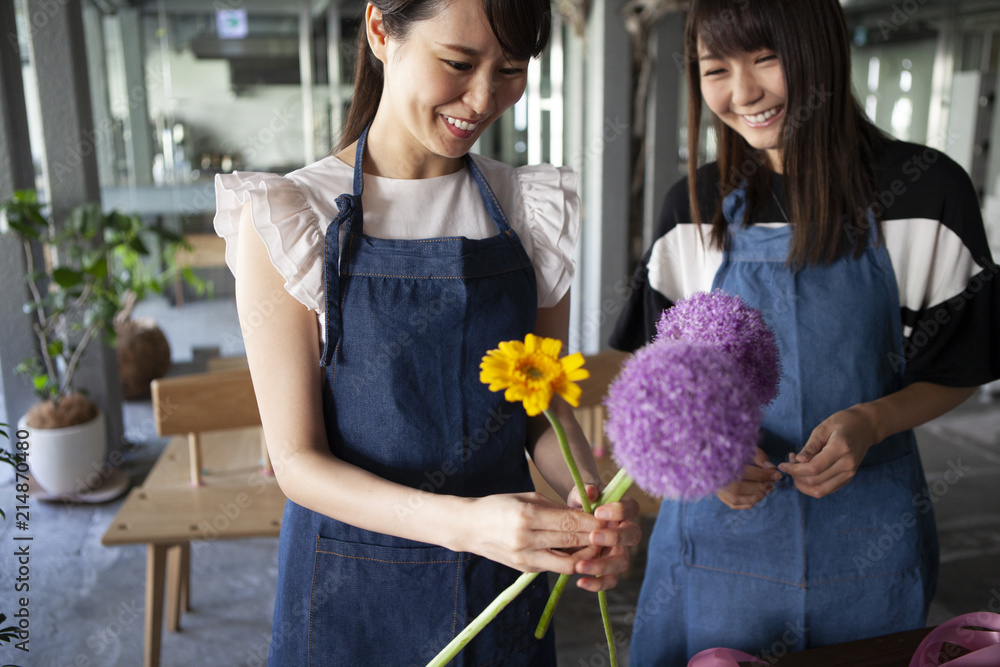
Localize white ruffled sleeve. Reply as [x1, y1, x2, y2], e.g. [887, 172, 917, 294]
[213, 172, 327, 314]
[515, 164, 580, 308]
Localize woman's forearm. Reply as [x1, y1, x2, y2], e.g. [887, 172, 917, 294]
[857, 381, 978, 443]
[527, 399, 602, 502]
[268, 439, 472, 549]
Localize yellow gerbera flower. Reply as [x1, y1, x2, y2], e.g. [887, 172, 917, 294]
[479, 334, 590, 416]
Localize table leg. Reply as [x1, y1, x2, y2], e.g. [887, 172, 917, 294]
[144, 543, 168, 667]
[180, 542, 191, 612]
[166, 544, 182, 632]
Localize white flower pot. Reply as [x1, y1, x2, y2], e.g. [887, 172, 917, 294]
[18, 411, 107, 496]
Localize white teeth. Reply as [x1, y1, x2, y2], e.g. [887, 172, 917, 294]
[744, 107, 780, 124]
[445, 115, 480, 132]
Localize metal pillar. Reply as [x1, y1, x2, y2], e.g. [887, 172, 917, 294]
[0, 0, 39, 430]
[571, 0, 632, 354]
[119, 8, 155, 186]
[326, 1, 344, 147]
[643, 13, 684, 249]
[300, 0, 315, 164]
[26, 0, 124, 453]
[927, 0, 957, 150]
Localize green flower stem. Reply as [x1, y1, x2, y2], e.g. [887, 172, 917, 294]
[542, 408, 592, 513]
[534, 407, 595, 638]
[425, 571, 539, 667]
[534, 467, 634, 640]
[536, 408, 619, 666]
[422, 434, 636, 667]
[595, 467, 633, 506]
[533, 572, 569, 638]
[599, 589, 617, 665]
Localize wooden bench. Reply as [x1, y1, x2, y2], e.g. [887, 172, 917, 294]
[101, 368, 286, 667]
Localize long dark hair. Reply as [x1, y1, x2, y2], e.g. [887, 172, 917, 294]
[685, 0, 885, 266]
[338, 0, 551, 152]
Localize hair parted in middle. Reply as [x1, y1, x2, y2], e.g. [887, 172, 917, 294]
[338, 0, 551, 153]
[685, 0, 886, 267]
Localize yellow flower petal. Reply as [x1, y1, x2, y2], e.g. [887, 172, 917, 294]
[540, 337, 563, 359]
[479, 335, 588, 415]
[555, 381, 582, 408]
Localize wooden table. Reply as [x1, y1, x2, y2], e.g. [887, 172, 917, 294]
[101, 427, 286, 667]
[770, 627, 934, 666]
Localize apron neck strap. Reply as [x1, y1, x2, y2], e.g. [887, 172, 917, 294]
[465, 155, 515, 236]
[320, 124, 369, 366]
[320, 125, 524, 367]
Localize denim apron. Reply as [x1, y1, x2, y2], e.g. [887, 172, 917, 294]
[268, 127, 556, 666]
[630, 186, 939, 666]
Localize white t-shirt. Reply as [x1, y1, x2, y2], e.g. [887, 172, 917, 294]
[214, 154, 580, 341]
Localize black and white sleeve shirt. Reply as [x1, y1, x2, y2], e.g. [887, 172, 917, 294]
[610, 139, 1000, 388]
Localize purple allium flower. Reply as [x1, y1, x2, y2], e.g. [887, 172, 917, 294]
[655, 290, 781, 408]
[604, 341, 761, 499]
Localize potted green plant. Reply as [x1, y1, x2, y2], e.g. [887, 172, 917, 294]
[100, 204, 204, 400]
[0, 190, 191, 495]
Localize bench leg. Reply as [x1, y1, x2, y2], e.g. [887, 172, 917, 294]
[188, 433, 203, 487]
[165, 544, 184, 632]
[180, 542, 191, 612]
[144, 543, 168, 667]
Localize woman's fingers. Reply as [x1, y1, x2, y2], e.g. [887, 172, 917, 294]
[589, 518, 642, 549]
[716, 477, 773, 509]
[743, 461, 781, 484]
[752, 446, 774, 469]
[575, 544, 632, 590]
[594, 497, 640, 522]
[576, 574, 619, 592]
[469, 492, 642, 580]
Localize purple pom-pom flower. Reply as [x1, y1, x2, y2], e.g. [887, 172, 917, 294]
[655, 290, 781, 408]
[604, 341, 762, 499]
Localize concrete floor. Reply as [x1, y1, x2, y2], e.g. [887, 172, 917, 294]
[1, 296, 999, 666]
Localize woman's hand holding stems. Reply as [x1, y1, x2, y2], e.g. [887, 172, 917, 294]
[448, 394, 640, 585]
[715, 382, 977, 510]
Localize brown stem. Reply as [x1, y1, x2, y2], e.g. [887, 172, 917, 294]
[60, 322, 98, 397]
[115, 290, 138, 327]
[31, 322, 59, 390]
[67, 282, 93, 313]
[22, 239, 47, 328]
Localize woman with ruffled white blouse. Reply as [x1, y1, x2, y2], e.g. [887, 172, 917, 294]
[213, 0, 639, 664]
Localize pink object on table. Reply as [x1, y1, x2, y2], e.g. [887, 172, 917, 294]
[908, 612, 1000, 667]
[687, 647, 769, 666]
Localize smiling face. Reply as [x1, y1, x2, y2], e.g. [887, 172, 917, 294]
[364, 0, 529, 178]
[697, 37, 787, 172]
